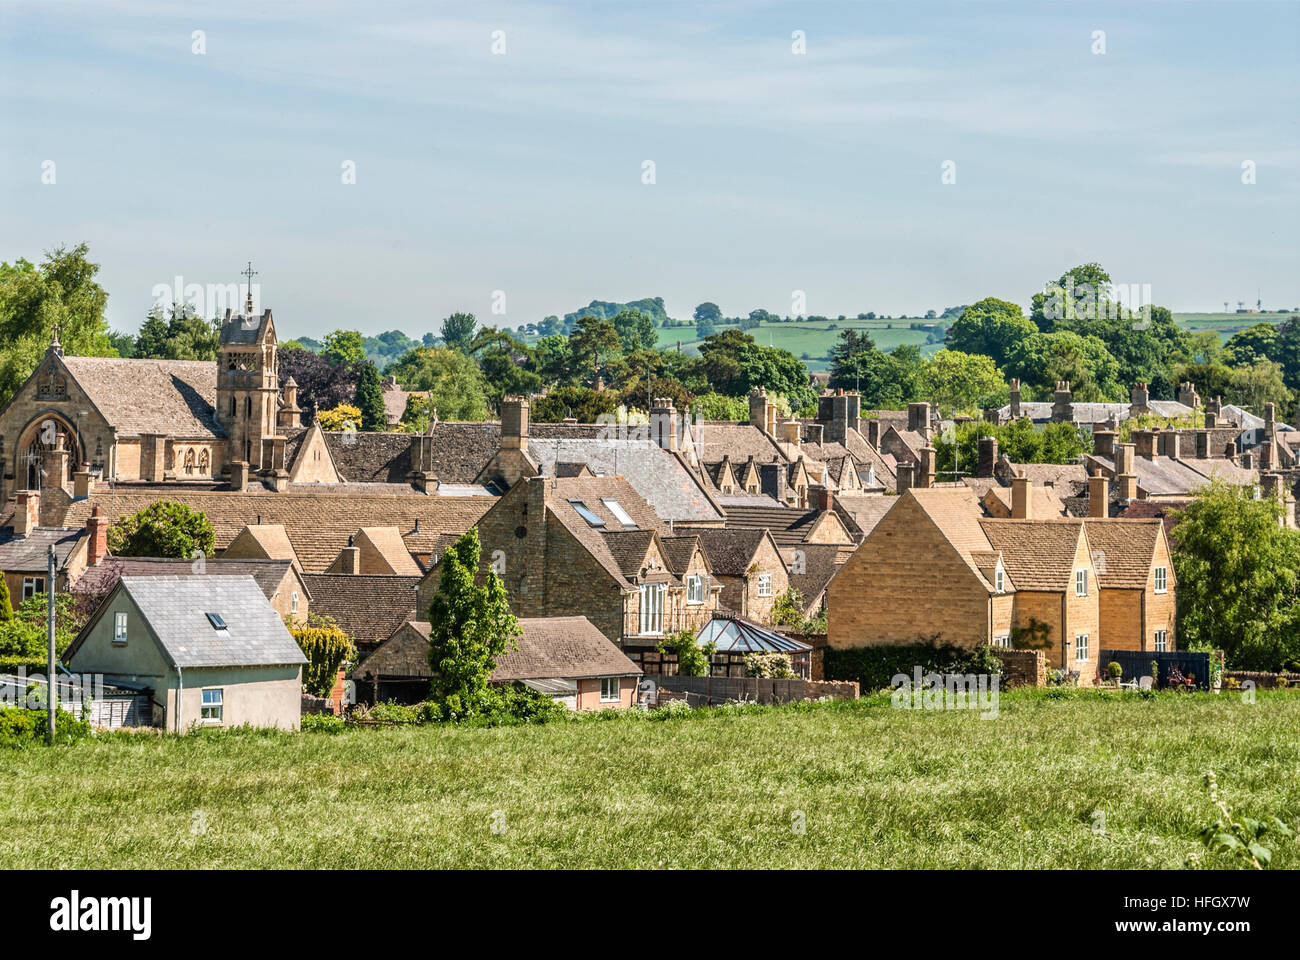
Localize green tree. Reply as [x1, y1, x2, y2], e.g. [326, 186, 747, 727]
[426, 528, 520, 715]
[1224, 322, 1279, 367]
[943, 297, 1036, 368]
[568, 315, 621, 385]
[0, 244, 115, 409]
[693, 302, 722, 327]
[1171, 480, 1300, 671]
[656, 630, 716, 677]
[531, 385, 618, 423]
[107, 501, 216, 559]
[612, 309, 658, 352]
[0, 574, 11, 621]
[321, 330, 366, 368]
[291, 615, 356, 698]
[384, 347, 489, 420]
[1004, 330, 1122, 401]
[135, 303, 221, 360]
[440, 312, 478, 353]
[353, 360, 387, 431]
[921, 349, 1006, 413]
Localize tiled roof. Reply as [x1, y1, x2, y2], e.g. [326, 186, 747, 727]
[545, 478, 666, 588]
[61, 356, 222, 438]
[721, 504, 844, 547]
[659, 534, 702, 577]
[981, 484, 1068, 519]
[60, 490, 492, 573]
[528, 438, 723, 524]
[837, 428, 897, 486]
[493, 616, 642, 681]
[0, 527, 84, 573]
[601, 529, 657, 579]
[1000, 461, 1088, 492]
[425, 422, 502, 482]
[71, 557, 296, 602]
[218, 309, 273, 345]
[788, 543, 848, 611]
[979, 519, 1084, 591]
[1086, 454, 1240, 497]
[69, 575, 306, 669]
[353, 527, 423, 575]
[323, 432, 413, 483]
[1116, 499, 1189, 538]
[1082, 519, 1163, 589]
[832, 494, 895, 538]
[300, 574, 421, 646]
[693, 528, 769, 575]
[691, 423, 786, 465]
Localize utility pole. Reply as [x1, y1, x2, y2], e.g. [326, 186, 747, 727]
[47, 544, 56, 741]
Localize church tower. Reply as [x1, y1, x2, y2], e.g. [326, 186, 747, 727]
[216, 284, 279, 473]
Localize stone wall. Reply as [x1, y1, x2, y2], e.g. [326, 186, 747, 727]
[994, 648, 1046, 688]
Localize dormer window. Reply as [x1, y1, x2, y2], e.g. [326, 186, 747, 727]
[568, 499, 605, 527]
[1075, 569, 1089, 597]
[995, 561, 1005, 594]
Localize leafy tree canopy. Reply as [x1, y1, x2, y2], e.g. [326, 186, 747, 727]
[107, 501, 216, 560]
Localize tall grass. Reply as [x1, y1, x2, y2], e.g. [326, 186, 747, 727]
[0, 690, 1294, 869]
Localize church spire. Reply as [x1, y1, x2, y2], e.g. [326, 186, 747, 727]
[241, 260, 258, 314]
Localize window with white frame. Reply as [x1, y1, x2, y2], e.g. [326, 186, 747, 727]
[600, 677, 619, 702]
[113, 611, 128, 645]
[1075, 569, 1088, 596]
[1075, 634, 1090, 661]
[686, 575, 706, 604]
[291, 591, 300, 614]
[995, 562, 1005, 593]
[1154, 566, 1167, 594]
[21, 577, 44, 601]
[1154, 629, 1168, 652]
[756, 573, 773, 597]
[639, 583, 665, 635]
[601, 498, 637, 528]
[200, 688, 223, 723]
[993, 635, 1011, 649]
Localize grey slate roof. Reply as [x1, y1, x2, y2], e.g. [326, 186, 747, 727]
[528, 438, 722, 524]
[116, 576, 306, 668]
[71, 557, 297, 603]
[0, 527, 85, 573]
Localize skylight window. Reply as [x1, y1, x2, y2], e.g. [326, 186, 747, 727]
[206, 613, 228, 630]
[568, 499, 605, 527]
[602, 498, 637, 528]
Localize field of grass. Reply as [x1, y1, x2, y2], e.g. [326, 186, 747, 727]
[1, 689, 1296, 869]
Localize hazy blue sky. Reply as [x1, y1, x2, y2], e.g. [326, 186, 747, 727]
[2, 0, 1297, 341]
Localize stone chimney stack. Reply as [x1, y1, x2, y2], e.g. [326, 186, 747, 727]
[229, 460, 249, 492]
[1163, 431, 1182, 461]
[1009, 379, 1021, 420]
[650, 398, 679, 452]
[780, 421, 801, 449]
[1051, 381, 1073, 422]
[1178, 381, 1201, 409]
[896, 461, 914, 494]
[977, 436, 998, 478]
[1134, 430, 1158, 461]
[1226, 439, 1238, 463]
[1205, 408, 1218, 428]
[1241, 451, 1255, 471]
[1088, 472, 1109, 518]
[918, 446, 935, 489]
[42, 433, 71, 495]
[867, 420, 882, 448]
[339, 539, 361, 575]
[804, 423, 824, 444]
[86, 505, 109, 566]
[13, 490, 39, 537]
[1195, 430, 1209, 459]
[1011, 473, 1032, 520]
[1261, 439, 1275, 471]
[907, 402, 931, 441]
[1092, 429, 1116, 458]
[501, 396, 530, 452]
[750, 388, 776, 436]
[1130, 381, 1150, 414]
[73, 464, 95, 499]
[1115, 442, 1136, 476]
[1265, 402, 1276, 437]
[758, 461, 788, 503]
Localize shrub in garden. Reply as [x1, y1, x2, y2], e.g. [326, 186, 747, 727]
[0, 707, 91, 747]
[823, 639, 1003, 692]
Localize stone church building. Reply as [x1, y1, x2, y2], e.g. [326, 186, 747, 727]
[0, 303, 316, 504]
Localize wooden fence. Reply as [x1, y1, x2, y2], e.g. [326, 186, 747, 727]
[650, 674, 857, 707]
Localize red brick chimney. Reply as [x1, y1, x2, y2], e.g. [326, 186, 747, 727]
[86, 505, 109, 566]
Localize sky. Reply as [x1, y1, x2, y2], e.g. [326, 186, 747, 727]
[1, 0, 1297, 341]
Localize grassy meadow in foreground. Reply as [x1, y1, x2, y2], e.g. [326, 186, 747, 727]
[1, 689, 1296, 869]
